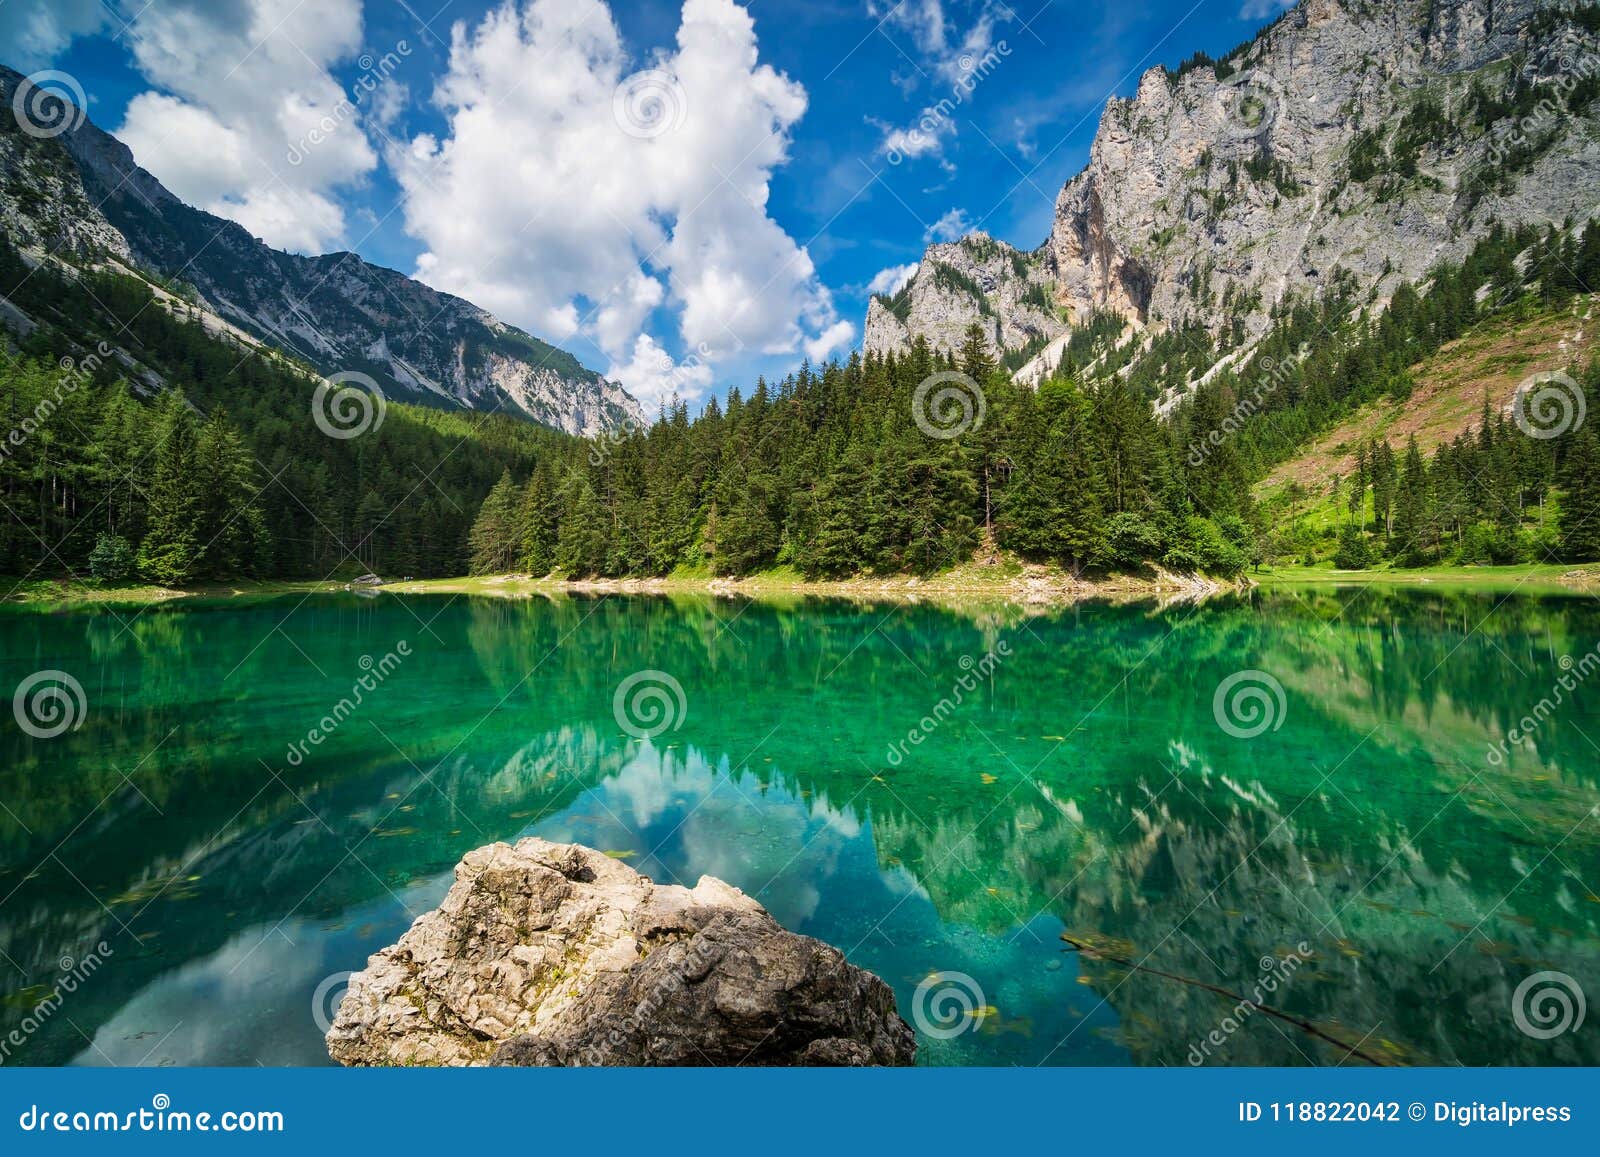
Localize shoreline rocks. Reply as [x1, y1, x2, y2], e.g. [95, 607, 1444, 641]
[326, 839, 916, 1067]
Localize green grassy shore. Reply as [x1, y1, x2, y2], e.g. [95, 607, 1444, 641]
[7, 560, 1600, 609]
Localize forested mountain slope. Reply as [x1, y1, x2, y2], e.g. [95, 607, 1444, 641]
[466, 221, 1600, 580]
[0, 240, 575, 583]
[867, 0, 1600, 415]
[0, 66, 641, 437]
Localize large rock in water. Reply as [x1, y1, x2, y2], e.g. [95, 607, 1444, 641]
[326, 839, 916, 1066]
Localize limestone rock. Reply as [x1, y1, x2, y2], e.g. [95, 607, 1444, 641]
[325, 839, 917, 1067]
[865, 0, 1600, 398]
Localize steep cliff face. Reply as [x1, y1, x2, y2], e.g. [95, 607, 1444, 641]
[867, 0, 1600, 381]
[0, 67, 643, 437]
[862, 233, 1066, 357]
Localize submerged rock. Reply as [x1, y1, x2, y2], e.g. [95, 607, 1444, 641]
[326, 838, 916, 1067]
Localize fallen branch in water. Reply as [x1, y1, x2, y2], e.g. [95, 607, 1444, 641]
[1060, 933, 1391, 1067]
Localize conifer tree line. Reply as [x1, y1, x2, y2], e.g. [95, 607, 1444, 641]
[1168, 221, 1600, 568]
[466, 321, 1262, 579]
[1329, 381, 1600, 569]
[467, 222, 1600, 579]
[1176, 222, 1600, 479]
[6, 214, 1600, 587]
[0, 240, 567, 583]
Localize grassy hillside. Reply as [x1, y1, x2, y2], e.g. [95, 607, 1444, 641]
[1261, 295, 1594, 498]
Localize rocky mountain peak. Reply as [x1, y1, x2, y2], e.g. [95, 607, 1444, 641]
[866, 0, 1600, 404]
[0, 65, 643, 437]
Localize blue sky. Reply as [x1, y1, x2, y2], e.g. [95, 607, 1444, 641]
[8, 0, 1295, 408]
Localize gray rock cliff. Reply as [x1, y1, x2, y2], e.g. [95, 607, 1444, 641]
[867, 0, 1600, 394]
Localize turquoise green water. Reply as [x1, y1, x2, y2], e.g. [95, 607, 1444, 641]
[1, 589, 1597, 1067]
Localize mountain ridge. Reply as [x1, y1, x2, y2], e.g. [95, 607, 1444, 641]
[0, 64, 643, 437]
[866, 0, 1600, 408]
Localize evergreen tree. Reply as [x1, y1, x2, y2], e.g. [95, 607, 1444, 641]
[136, 394, 204, 586]
[1370, 439, 1397, 535]
[469, 470, 522, 574]
[1559, 426, 1600, 562]
[1390, 435, 1431, 563]
[1333, 522, 1373, 570]
[516, 464, 559, 576]
[194, 408, 266, 577]
[957, 321, 997, 381]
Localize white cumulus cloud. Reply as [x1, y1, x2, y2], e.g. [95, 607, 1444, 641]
[0, 0, 110, 69]
[866, 1, 1013, 165]
[611, 333, 715, 410]
[866, 262, 919, 296]
[925, 207, 973, 242]
[395, 0, 849, 399]
[113, 0, 381, 254]
[804, 319, 855, 363]
[870, 0, 1012, 84]
[1239, 0, 1296, 20]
